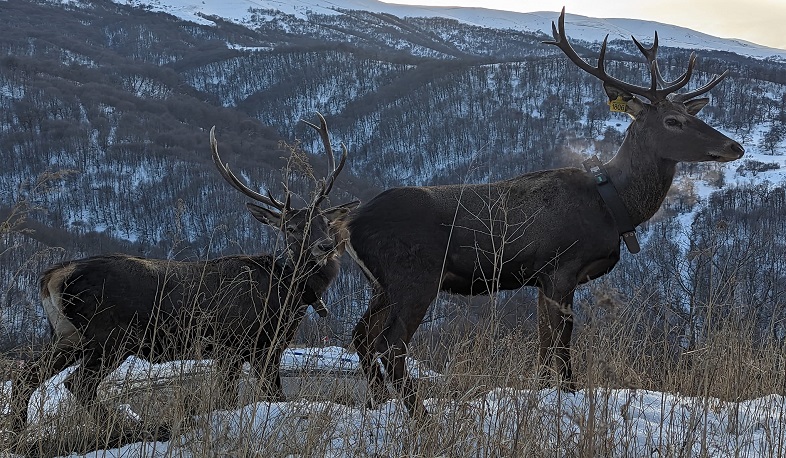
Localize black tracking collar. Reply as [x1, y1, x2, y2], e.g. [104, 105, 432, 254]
[583, 156, 641, 254]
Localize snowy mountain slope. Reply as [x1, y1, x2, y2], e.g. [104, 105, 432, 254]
[119, 0, 786, 61]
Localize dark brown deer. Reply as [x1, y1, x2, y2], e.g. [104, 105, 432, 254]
[345, 8, 744, 416]
[9, 114, 358, 439]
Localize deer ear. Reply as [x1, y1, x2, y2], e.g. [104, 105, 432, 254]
[246, 203, 281, 226]
[603, 83, 645, 118]
[323, 200, 360, 222]
[683, 97, 710, 115]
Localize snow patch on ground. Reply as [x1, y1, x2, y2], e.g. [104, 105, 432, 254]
[3, 347, 786, 456]
[40, 388, 786, 457]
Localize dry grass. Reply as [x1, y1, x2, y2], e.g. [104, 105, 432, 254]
[2, 295, 784, 457]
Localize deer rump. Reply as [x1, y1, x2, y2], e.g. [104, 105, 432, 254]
[42, 254, 321, 367]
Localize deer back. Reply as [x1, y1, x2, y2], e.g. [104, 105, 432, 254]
[348, 167, 621, 294]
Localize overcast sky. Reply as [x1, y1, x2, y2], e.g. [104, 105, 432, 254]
[383, 0, 786, 50]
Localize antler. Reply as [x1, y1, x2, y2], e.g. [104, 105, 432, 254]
[301, 113, 347, 207]
[544, 7, 727, 103]
[670, 70, 729, 102]
[210, 126, 291, 213]
[632, 33, 677, 89]
[631, 32, 729, 102]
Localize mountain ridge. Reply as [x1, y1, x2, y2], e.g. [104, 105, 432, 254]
[118, 0, 786, 61]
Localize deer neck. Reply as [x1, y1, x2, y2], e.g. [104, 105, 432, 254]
[286, 253, 340, 296]
[605, 133, 678, 227]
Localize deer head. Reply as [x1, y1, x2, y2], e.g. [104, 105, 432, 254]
[544, 8, 744, 164]
[210, 114, 359, 265]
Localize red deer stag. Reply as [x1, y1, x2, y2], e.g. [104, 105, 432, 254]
[10, 114, 358, 439]
[345, 8, 744, 416]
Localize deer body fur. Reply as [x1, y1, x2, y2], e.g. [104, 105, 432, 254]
[37, 252, 335, 369]
[10, 114, 357, 441]
[345, 9, 745, 416]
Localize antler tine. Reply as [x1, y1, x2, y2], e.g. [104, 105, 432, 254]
[210, 126, 287, 212]
[265, 188, 291, 212]
[302, 113, 348, 207]
[632, 32, 658, 66]
[632, 34, 726, 102]
[652, 52, 699, 100]
[544, 8, 658, 101]
[320, 143, 348, 199]
[632, 33, 674, 91]
[671, 69, 729, 103]
[302, 113, 335, 174]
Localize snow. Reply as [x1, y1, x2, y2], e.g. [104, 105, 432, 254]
[1, 346, 438, 427]
[280, 345, 441, 378]
[116, 0, 786, 61]
[3, 346, 786, 456]
[152, 389, 786, 456]
[226, 42, 274, 52]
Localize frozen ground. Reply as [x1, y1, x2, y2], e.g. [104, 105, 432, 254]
[2, 346, 785, 457]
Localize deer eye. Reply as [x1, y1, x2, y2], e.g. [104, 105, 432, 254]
[665, 118, 683, 128]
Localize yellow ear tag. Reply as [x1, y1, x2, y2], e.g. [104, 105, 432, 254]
[608, 96, 628, 113]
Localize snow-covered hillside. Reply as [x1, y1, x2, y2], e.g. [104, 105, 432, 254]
[118, 0, 786, 61]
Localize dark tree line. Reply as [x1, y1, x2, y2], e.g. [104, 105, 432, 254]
[1, 0, 785, 352]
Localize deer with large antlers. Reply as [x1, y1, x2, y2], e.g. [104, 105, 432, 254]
[345, 8, 744, 416]
[9, 114, 358, 440]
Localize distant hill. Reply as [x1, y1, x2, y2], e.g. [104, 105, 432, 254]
[122, 0, 786, 61]
[1, 0, 785, 349]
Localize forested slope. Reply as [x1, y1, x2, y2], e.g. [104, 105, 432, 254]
[1, 0, 786, 352]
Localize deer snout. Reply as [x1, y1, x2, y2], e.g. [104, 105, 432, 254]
[729, 141, 745, 158]
[313, 240, 335, 256]
[710, 140, 745, 162]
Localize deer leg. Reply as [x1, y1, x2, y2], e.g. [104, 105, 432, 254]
[249, 347, 286, 402]
[10, 335, 80, 431]
[537, 287, 576, 391]
[62, 351, 123, 422]
[64, 357, 168, 444]
[352, 289, 391, 407]
[245, 304, 305, 403]
[63, 362, 132, 446]
[62, 336, 158, 442]
[373, 283, 438, 418]
[376, 340, 428, 418]
[213, 356, 245, 408]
